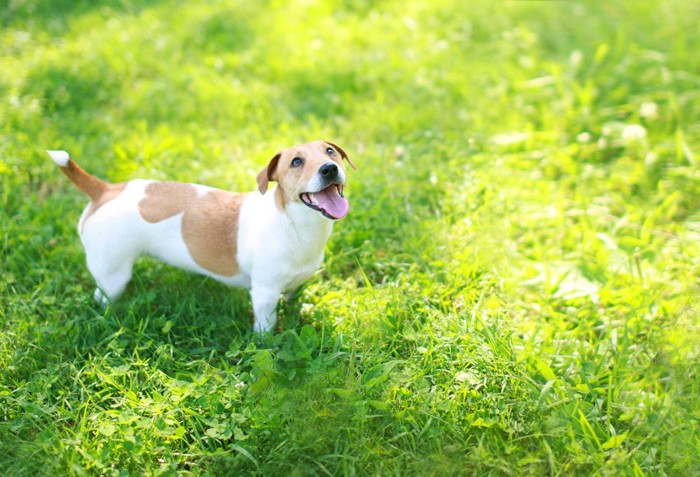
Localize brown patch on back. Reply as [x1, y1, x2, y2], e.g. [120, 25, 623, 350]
[182, 190, 244, 276]
[138, 182, 244, 276]
[138, 182, 199, 223]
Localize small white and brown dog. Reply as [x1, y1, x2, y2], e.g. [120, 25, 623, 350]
[47, 140, 356, 332]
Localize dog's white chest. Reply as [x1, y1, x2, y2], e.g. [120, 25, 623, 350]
[237, 194, 333, 291]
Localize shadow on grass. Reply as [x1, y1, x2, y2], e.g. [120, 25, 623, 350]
[3, 266, 253, 379]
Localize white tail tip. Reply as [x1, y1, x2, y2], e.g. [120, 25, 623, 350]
[47, 150, 70, 167]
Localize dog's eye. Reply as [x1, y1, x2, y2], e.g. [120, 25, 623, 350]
[325, 147, 335, 156]
[291, 157, 303, 168]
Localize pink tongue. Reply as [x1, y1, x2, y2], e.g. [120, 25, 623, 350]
[313, 186, 349, 219]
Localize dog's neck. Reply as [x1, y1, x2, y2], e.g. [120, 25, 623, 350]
[263, 186, 334, 244]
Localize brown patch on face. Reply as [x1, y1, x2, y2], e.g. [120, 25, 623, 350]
[262, 141, 350, 208]
[139, 182, 245, 276]
[257, 153, 280, 194]
[274, 185, 287, 212]
[324, 141, 357, 170]
[80, 182, 127, 232]
[258, 153, 288, 211]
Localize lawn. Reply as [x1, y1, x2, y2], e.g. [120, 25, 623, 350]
[1, 0, 699, 475]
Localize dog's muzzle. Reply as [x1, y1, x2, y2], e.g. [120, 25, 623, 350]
[300, 163, 349, 220]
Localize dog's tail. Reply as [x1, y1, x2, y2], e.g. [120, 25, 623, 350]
[47, 150, 110, 202]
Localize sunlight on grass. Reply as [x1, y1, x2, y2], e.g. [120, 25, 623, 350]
[1, 0, 699, 474]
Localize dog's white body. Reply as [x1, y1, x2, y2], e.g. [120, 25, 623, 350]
[48, 141, 355, 332]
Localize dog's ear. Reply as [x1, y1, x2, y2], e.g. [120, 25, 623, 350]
[257, 152, 281, 194]
[325, 141, 357, 170]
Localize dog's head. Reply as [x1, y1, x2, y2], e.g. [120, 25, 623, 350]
[257, 140, 357, 220]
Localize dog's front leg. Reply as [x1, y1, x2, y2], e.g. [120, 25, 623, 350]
[250, 284, 281, 333]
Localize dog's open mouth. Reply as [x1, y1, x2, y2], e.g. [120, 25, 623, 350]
[300, 184, 349, 220]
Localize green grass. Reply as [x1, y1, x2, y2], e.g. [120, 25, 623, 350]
[1, 0, 699, 475]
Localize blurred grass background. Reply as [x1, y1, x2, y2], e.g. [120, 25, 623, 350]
[1, 0, 699, 475]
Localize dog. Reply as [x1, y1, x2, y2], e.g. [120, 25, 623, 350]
[47, 140, 356, 332]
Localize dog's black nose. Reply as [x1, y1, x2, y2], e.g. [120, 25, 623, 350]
[320, 163, 339, 178]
